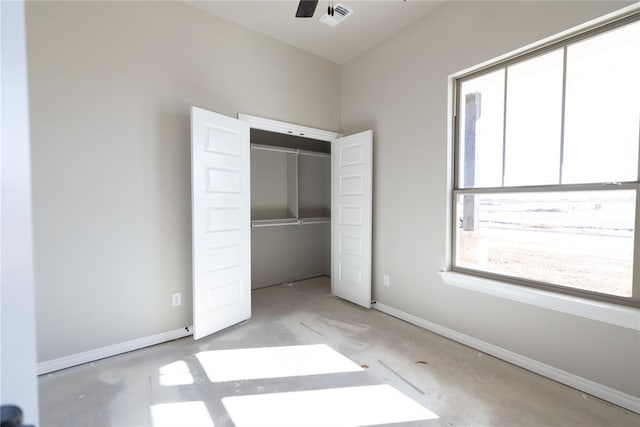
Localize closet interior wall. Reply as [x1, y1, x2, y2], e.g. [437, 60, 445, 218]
[250, 129, 331, 289]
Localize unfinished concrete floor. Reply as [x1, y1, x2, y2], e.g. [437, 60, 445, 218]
[39, 276, 638, 426]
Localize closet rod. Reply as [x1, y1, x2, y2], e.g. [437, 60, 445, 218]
[299, 149, 331, 158]
[251, 217, 331, 228]
[251, 219, 300, 228]
[250, 143, 298, 154]
[251, 143, 330, 158]
[300, 217, 330, 225]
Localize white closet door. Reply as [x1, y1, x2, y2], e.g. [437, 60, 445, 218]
[191, 107, 251, 340]
[331, 130, 373, 308]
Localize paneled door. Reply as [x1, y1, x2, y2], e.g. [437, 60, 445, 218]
[331, 130, 373, 308]
[191, 107, 251, 340]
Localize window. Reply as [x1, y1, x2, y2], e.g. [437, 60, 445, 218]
[453, 16, 640, 307]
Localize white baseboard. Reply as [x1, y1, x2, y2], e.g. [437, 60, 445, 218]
[38, 326, 193, 375]
[373, 302, 640, 414]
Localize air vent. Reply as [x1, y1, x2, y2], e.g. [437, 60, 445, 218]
[319, 3, 354, 28]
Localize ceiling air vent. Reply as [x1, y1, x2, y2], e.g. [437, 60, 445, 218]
[320, 3, 354, 28]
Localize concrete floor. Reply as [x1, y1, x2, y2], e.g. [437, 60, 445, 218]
[39, 276, 639, 426]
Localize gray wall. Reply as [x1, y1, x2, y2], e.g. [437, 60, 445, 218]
[341, 1, 640, 398]
[299, 154, 331, 218]
[251, 224, 330, 289]
[251, 149, 293, 220]
[26, 0, 340, 362]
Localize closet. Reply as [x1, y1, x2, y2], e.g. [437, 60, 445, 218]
[190, 107, 372, 340]
[250, 128, 331, 289]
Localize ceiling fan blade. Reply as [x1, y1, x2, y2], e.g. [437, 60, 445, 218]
[295, 0, 319, 18]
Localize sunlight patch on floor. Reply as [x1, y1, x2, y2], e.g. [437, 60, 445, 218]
[158, 360, 194, 386]
[150, 401, 214, 427]
[222, 384, 438, 427]
[195, 344, 363, 382]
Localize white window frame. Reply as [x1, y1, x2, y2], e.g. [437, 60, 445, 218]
[443, 5, 640, 324]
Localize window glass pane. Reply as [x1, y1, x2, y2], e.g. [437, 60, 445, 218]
[563, 21, 640, 184]
[504, 50, 564, 186]
[458, 69, 505, 189]
[455, 190, 635, 297]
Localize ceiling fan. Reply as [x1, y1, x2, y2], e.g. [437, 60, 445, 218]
[295, 0, 337, 18]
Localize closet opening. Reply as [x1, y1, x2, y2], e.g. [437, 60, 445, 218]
[250, 128, 332, 290]
[190, 107, 371, 339]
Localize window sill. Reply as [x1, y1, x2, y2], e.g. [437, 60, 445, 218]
[439, 271, 640, 331]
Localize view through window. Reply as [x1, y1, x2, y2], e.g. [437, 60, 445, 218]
[453, 17, 640, 305]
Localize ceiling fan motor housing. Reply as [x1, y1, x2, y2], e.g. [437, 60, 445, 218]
[295, 0, 319, 18]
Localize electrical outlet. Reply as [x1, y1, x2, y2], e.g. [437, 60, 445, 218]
[383, 274, 390, 287]
[172, 292, 182, 307]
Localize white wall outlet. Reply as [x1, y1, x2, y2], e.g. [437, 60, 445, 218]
[172, 292, 182, 307]
[383, 274, 390, 287]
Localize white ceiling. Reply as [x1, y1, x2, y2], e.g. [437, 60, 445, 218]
[186, 1, 445, 64]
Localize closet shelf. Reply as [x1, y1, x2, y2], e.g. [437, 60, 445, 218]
[299, 149, 330, 158]
[251, 218, 298, 228]
[251, 217, 330, 228]
[251, 143, 298, 154]
[299, 216, 330, 224]
[251, 143, 330, 158]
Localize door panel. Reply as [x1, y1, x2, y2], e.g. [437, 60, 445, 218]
[332, 130, 373, 308]
[191, 107, 251, 340]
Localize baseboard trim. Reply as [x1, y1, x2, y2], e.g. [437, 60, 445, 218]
[38, 326, 193, 375]
[373, 302, 640, 414]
